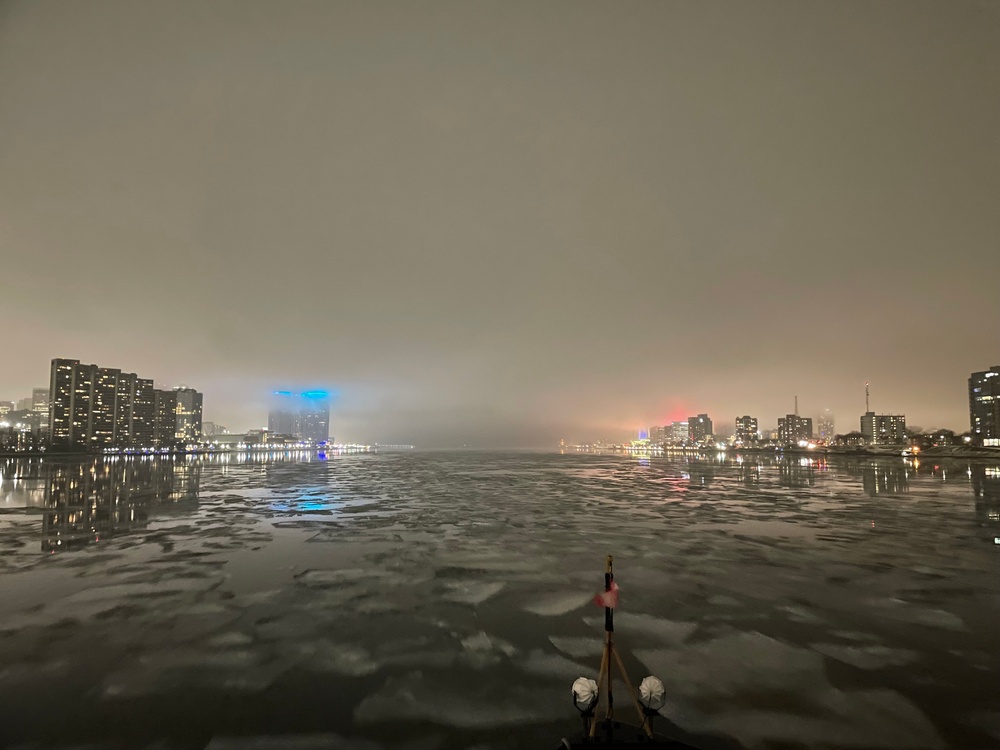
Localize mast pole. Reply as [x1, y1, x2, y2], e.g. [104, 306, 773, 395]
[604, 555, 614, 731]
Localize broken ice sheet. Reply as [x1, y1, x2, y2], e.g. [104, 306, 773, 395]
[637, 631, 944, 748]
[638, 631, 829, 702]
[102, 648, 285, 698]
[459, 631, 516, 669]
[868, 598, 967, 632]
[548, 636, 602, 659]
[811, 642, 920, 670]
[710, 689, 945, 749]
[281, 640, 379, 676]
[517, 648, 592, 680]
[521, 591, 592, 616]
[440, 580, 505, 605]
[354, 671, 568, 728]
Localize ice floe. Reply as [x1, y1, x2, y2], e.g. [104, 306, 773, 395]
[584, 612, 698, 646]
[354, 671, 567, 728]
[521, 591, 592, 616]
[811, 642, 919, 670]
[459, 631, 516, 668]
[517, 649, 592, 680]
[637, 631, 945, 748]
[548, 636, 602, 659]
[440, 581, 505, 605]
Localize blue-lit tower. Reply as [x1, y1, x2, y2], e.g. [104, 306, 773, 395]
[268, 390, 331, 443]
[299, 390, 330, 443]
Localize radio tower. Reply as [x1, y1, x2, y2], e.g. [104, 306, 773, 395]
[865, 382, 870, 413]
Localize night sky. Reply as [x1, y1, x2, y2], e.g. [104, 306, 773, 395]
[2, 1, 998, 447]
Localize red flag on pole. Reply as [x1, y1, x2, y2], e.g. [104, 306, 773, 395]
[593, 581, 619, 609]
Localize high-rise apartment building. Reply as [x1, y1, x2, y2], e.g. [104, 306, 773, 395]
[114, 373, 136, 445]
[0, 401, 13, 417]
[153, 389, 178, 446]
[108, 374, 155, 448]
[688, 414, 713, 443]
[91, 367, 121, 446]
[817, 410, 835, 442]
[32, 388, 49, 421]
[669, 421, 689, 444]
[969, 366, 1000, 447]
[268, 405, 300, 437]
[860, 412, 906, 445]
[778, 414, 813, 444]
[49, 359, 198, 450]
[735, 416, 758, 443]
[174, 387, 203, 442]
[49, 359, 76, 446]
[299, 392, 330, 443]
[69, 362, 96, 447]
[132, 379, 155, 447]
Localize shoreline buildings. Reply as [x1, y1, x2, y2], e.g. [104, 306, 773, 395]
[969, 365, 1000, 447]
[49, 358, 201, 450]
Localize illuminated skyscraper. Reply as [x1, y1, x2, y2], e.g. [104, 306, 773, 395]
[778, 414, 813, 443]
[860, 412, 906, 445]
[69, 363, 96, 447]
[174, 387, 203, 442]
[268, 392, 300, 436]
[969, 366, 1000, 447]
[32, 388, 49, 422]
[669, 421, 689, 444]
[91, 367, 120, 447]
[299, 393, 330, 443]
[268, 390, 331, 443]
[688, 414, 713, 443]
[817, 410, 835, 442]
[49, 359, 76, 446]
[49, 359, 195, 450]
[153, 389, 178, 446]
[735, 416, 758, 443]
[132, 379, 155, 447]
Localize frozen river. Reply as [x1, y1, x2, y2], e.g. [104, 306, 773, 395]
[0, 451, 997, 749]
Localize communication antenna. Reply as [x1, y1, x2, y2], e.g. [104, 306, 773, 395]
[865, 382, 870, 413]
[794, 395, 798, 416]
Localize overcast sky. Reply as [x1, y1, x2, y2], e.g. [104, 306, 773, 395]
[2, 1, 998, 446]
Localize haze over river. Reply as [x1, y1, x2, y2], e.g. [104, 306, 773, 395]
[0, 451, 997, 750]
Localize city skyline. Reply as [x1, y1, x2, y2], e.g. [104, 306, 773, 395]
[1, 1, 998, 447]
[3, 356, 988, 446]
